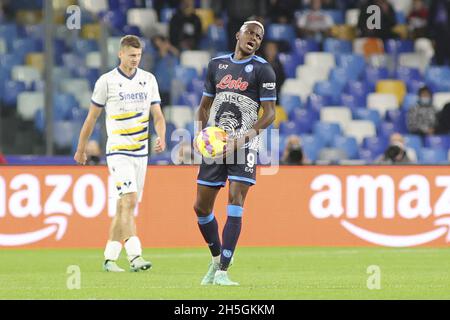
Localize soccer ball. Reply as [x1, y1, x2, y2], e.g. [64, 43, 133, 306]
[195, 126, 228, 158]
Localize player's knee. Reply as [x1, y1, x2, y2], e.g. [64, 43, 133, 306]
[193, 204, 209, 217]
[228, 195, 244, 207]
[121, 194, 137, 211]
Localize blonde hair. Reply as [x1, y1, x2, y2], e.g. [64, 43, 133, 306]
[120, 35, 142, 49]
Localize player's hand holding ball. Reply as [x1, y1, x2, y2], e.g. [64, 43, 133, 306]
[195, 126, 228, 158]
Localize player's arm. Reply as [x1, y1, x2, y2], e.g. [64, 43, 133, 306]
[74, 104, 103, 165]
[150, 104, 166, 153]
[196, 95, 214, 131]
[247, 100, 276, 140]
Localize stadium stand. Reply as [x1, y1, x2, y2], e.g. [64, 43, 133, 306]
[1, 0, 450, 165]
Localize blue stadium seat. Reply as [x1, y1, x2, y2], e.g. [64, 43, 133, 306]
[363, 67, 390, 90]
[102, 10, 127, 31]
[425, 66, 450, 86]
[178, 92, 201, 108]
[331, 136, 359, 159]
[54, 93, 79, 120]
[289, 108, 317, 133]
[174, 66, 198, 87]
[407, 79, 426, 94]
[187, 78, 204, 95]
[377, 121, 396, 138]
[395, 11, 407, 24]
[313, 81, 342, 105]
[278, 53, 302, 78]
[352, 108, 381, 127]
[341, 93, 365, 109]
[71, 107, 88, 123]
[0, 53, 24, 69]
[313, 122, 341, 146]
[300, 136, 323, 162]
[362, 136, 389, 156]
[34, 109, 45, 132]
[207, 25, 227, 52]
[279, 121, 303, 136]
[344, 80, 369, 102]
[266, 24, 296, 43]
[2, 80, 26, 107]
[424, 135, 450, 150]
[402, 93, 418, 111]
[109, 0, 137, 11]
[404, 134, 423, 154]
[23, 24, 44, 39]
[395, 66, 422, 82]
[305, 94, 331, 112]
[73, 39, 98, 56]
[12, 38, 42, 57]
[386, 110, 408, 133]
[0, 24, 19, 49]
[323, 38, 352, 54]
[358, 148, 377, 163]
[384, 39, 414, 55]
[293, 39, 320, 57]
[336, 54, 366, 79]
[280, 94, 302, 115]
[418, 148, 448, 164]
[323, 9, 345, 24]
[160, 8, 175, 23]
[329, 67, 359, 87]
[122, 25, 142, 37]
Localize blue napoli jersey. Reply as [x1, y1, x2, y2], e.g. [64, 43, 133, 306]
[203, 53, 277, 150]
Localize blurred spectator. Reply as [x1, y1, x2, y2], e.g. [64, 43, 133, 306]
[406, 86, 437, 136]
[169, 0, 203, 50]
[301, 0, 336, 9]
[428, 0, 450, 65]
[267, 0, 301, 24]
[376, 133, 415, 164]
[261, 41, 285, 100]
[435, 102, 450, 134]
[357, 0, 398, 39]
[86, 140, 103, 165]
[296, 0, 334, 43]
[151, 0, 181, 20]
[175, 141, 194, 164]
[152, 35, 180, 107]
[281, 135, 306, 165]
[408, 0, 429, 39]
[212, 0, 266, 51]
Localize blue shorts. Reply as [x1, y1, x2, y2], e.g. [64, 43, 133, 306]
[197, 149, 257, 187]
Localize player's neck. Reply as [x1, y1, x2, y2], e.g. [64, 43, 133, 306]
[118, 64, 137, 77]
[233, 50, 253, 61]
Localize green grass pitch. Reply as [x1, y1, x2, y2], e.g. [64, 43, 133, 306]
[0, 247, 449, 299]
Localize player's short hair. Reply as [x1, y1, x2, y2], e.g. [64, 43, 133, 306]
[240, 20, 265, 35]
[120, 35, 142, 49]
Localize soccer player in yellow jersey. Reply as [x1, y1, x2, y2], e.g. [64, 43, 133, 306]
[74, 35, 166, 272]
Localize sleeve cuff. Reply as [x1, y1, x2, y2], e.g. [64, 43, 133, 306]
[91, 99, 105, 107]
[151, 100, 161, 105]
[260, 97, 277, 102]
[202, 92, 215, 97]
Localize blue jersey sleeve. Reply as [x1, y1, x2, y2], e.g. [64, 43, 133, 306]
[258, 63, 277, 102]
[203, 60, 216, 97]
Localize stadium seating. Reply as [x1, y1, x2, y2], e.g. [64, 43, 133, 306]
[344, 120, 376, 144]
[432, 92, 450, 111]
[17, 91, 44, 120]
[180, 50, 210, 75]
[367, 93, 399, 117]
[376, 80, 406, 105]
[126, 8, 158, 38]
[418, 148, 448, 164]
[320, 107, 352, 130]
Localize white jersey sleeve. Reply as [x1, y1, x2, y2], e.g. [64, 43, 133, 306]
[91, 75, 107, 107]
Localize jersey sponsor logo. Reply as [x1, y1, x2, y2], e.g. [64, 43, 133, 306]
[218, 64, 228, 69]
[262, 82, 276, 90]
[309, 174, 450, 247]
[216, 75, 249, 91]
[119, 92, 148, 102]
[245, 64, 253, 73]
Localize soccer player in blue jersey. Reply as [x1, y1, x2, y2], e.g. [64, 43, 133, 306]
[193, 21, 276, 285]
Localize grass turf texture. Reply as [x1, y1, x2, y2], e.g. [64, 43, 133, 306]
[0, 247, 449, 299]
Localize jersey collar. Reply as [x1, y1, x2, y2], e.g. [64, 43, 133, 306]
[229, 53, 253, 64]
[117, 66, 138, 80]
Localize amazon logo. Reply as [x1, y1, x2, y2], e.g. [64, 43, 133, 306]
[309, 174, 450, 247]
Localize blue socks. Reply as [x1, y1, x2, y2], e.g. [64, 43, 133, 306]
[220, 205, 243, 271]
[197, 213, 221, 258]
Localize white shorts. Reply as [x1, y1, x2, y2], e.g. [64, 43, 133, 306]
[107, 154, 148, 201]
